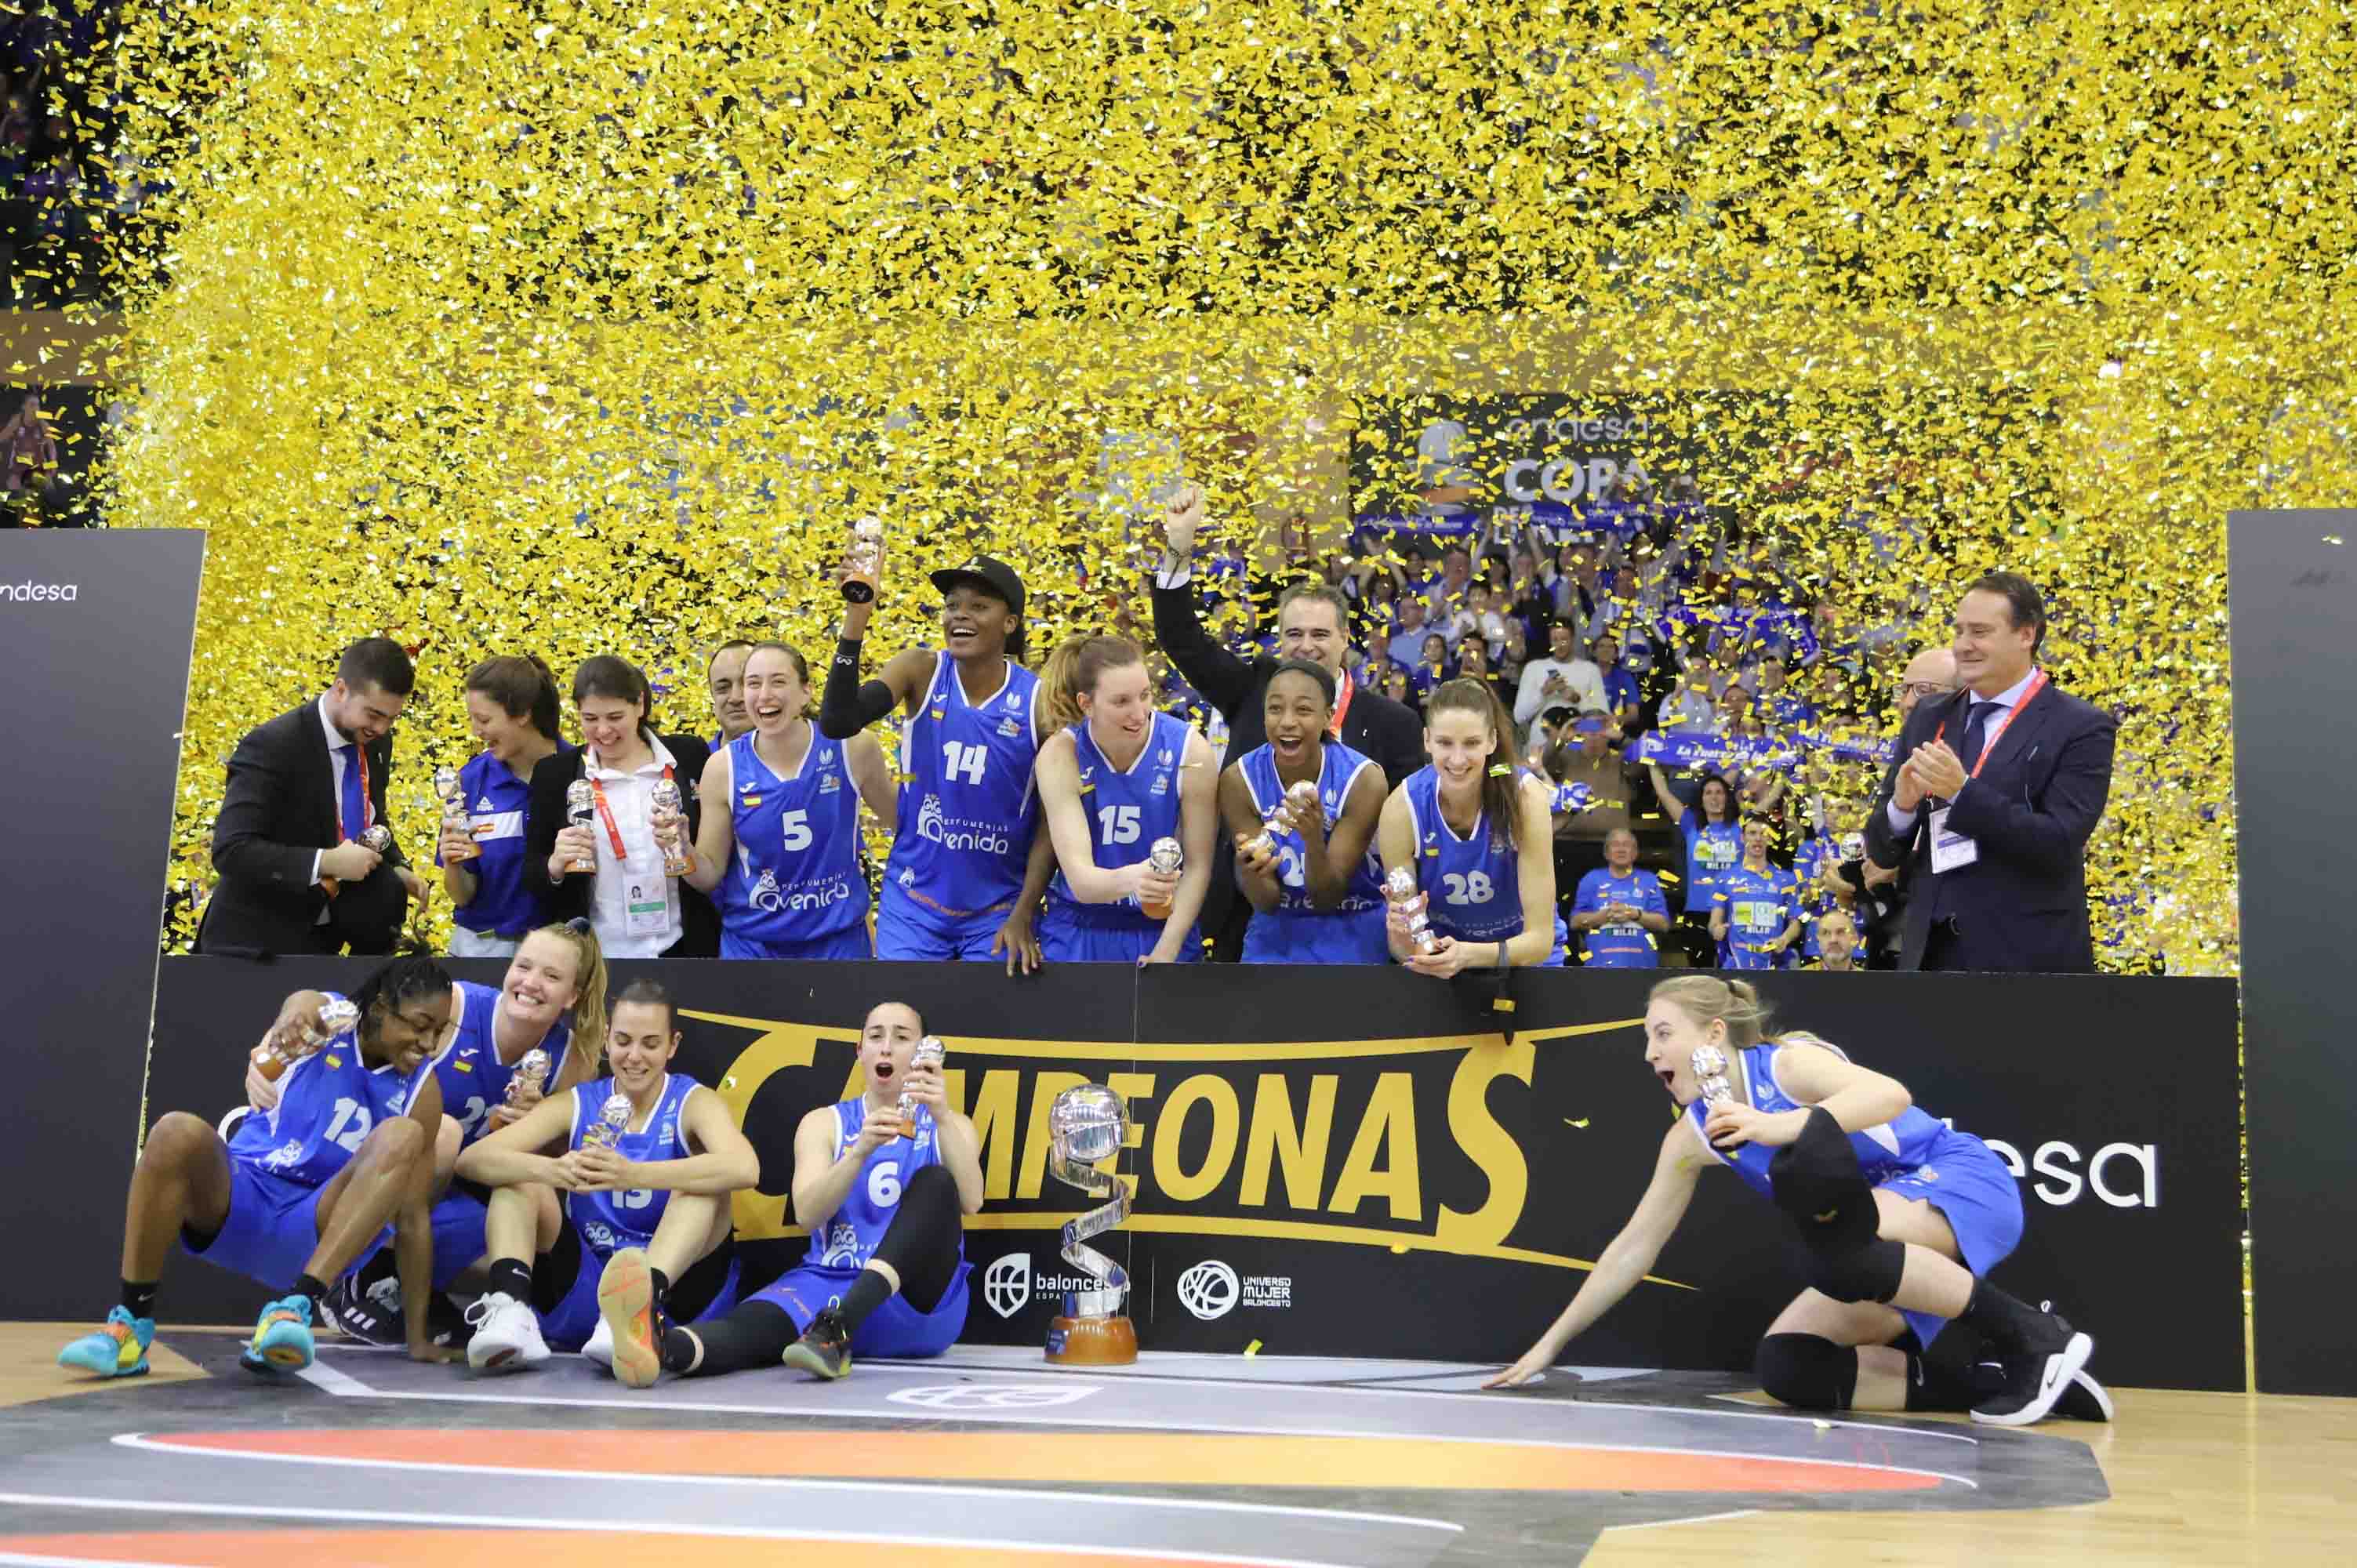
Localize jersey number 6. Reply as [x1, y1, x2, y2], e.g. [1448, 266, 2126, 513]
[868, 1160, 902, 1208]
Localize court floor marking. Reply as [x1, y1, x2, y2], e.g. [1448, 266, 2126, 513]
[859, 1354, 1985, 1446]
[106, 1435, 1465, 1534]
[1596, 1508, 1761, 1535]
[281, 1369, 1984, 1490]
[0, 1494, 1393, 1568]
[0, 1555, 186, 1568]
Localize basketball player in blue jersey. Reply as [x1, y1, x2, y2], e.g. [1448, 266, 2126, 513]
[1377, 678, 1567, 974]
[684, 642, 895, 958]
[1033, 633, 1218, 964]
[1219, 660, 1390, 964]
[1489, 975, 2108, 1428]
[820, 549, 1048, 971]
[57, 958, 459, 1379]
[1710, 818, 1802, 970]
[656, 1000, 983, 1382]
[456, 979, 755, 1386]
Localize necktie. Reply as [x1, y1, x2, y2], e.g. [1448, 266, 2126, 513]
[1956, 700, 2000, 776]
[336, 742, 365, 842]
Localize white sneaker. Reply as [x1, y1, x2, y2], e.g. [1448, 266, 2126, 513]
[464, 1292, 549, 1373]
[582, 1312, 615, 1369]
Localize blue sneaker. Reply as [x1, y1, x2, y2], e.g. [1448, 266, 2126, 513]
[239, 1294, 317, 1375]
[57, 1307, 154, 1378]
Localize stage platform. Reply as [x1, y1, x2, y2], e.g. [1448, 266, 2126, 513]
[4, 1326, 2344, 1565]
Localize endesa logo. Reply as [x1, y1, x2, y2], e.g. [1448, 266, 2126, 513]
[1983, 1137, 2160, 1209]
[2, 580, 78, 603]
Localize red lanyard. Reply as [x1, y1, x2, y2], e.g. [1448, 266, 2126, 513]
[1327, 668, 1354, 739]
[1943, 670, 2046, 780]
[587, 761, 672, 860]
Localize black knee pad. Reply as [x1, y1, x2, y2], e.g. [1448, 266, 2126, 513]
[1810, 1235, 1907, 1304]
[1770, 1107, 1902, 1302]
[1755, 1334, 1858, 1411]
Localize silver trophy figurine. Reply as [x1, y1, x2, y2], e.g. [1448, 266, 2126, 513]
[1691, 1044, 1735, 1107]
[649, 776, 692, 876]
[562, 779, 598, 872]
[433, 764, 478, 861]
[1044, 1082, 1137, 1364]
[1246, 779, 1320, 859]
[1138, 837, 1182, 921]
[1385, 865, 1441, 955]
[505, 1047, 551, 1108]
[842, 516, 884, 604]
[583, 1091, 634, 1149]
[897, 1035, 945, 1125]
[259, 996, 360, 1083]
[358, 824, 392, 854]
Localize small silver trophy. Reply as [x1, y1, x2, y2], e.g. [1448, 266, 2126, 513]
[1246, 779, 1320, 858]
[1044, 1083, 1136, 1365]
[1691, 1044, 1735, 1107]
[505, 1047, 551, 1107]
[897, 1034, 945, 1125]
[563, 779, 597, 872]
[433, 764, 478, 861]
[1385, 865, 1441, 955]
[1138, 837, 1182, 920]
[259, 996, 360, 1083]
[842, 516, 884, 604]
[649, 776, 692, 876]
[358, 824, 393, 854]
[583, 1091, 634, 1149]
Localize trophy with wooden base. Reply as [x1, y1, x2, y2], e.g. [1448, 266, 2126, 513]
[1045, 1082, 1137, 1366]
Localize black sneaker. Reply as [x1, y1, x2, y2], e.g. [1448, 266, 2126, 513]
[780, 1305, 852, 1381]
[2052, 1370, 2114, 1421]
[1971, 1310, 2094, 1428]
[318, 1274, 405, 1346]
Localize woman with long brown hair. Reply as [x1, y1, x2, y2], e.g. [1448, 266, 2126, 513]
[441, 655, 570, 957]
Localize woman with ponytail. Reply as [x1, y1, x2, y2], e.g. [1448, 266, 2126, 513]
[441, 655, 572, 957]
[1488, 976, 2105, 1431]
[1377, 677, 1567, 974]
[1033, 633, 1218, 964]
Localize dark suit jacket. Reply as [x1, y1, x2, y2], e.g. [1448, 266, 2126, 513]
[1862, 677, 2117, 972]
[1152, 580, 1426, 949]
[197, 699, 411, 957]
[527, 736, 720, 957]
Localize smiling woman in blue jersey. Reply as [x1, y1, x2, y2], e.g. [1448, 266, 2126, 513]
[1490, 976, 2108, 1430]
[681, 643, 895, 960]
[1651, 768, 1741, 966]
[820, 549, 1048, 972]
[1218, 660, 1390, 964]
[1711, 818, 1802, 970]
[438, 655, 571, 958]
[1376, 677, 1566, 975]
[1033, 633, 1219, 965]
[456, 978, 757, 1387]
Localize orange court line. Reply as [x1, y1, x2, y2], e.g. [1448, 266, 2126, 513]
[0, 1530, 1245, 1568]
[149, 1426, 1942, 1494]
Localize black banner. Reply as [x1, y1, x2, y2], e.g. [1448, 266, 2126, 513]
[137, 959, 2241, 1389]
[0, 532, 205, 1320]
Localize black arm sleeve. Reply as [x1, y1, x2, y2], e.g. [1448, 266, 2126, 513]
[1149, 583, 1258, 720]
[818, 638, 900, 739]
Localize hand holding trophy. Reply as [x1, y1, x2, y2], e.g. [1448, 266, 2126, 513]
[841, 516, 885, 605]
[1044, 1083, 1137, 1366]
[433, 765, 479, 862]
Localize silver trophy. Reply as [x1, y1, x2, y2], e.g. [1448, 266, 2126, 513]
[1246, 779, 1320, 859]
[1385, 865, 1441, 955]
[1139, 837, 1182, 920]
[358, 824, 392, 854]
[260, 996, 360, 1083]
[1691, 1044, 1735, 1107]
[563, 779, 597, 872]
[1045, 1083, 1137, 1363]
[897, 1034, 946, 1125]
[433, 764, 478, 861]
[649, 776, 692, 875]
[506, 1047, 551, 1107]
[842, 516, 884, 604]
[583, 1091, 634, 1149]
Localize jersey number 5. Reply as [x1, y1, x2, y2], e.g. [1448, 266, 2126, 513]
[779, 808, 812, 852]
[943, 742, 987, 786]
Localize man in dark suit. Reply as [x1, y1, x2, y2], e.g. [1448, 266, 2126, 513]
[1865, 572, 2117, 972]
[196, 637, 428, 957]
[1150, 485, 1425, 960]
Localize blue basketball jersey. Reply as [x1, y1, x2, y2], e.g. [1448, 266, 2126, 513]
[1046, 712, 1190, 931]
[802, 1098, 954, 1273]
[444, 745, 569, 937]
[1400, 765, 1569, 956]
[429, 980, 567, 1149]
[717, 728, 870, 945]
[1714, 862, 1800, 968]
[563, 1073, 699, 1260]
[1680, 811, 1743, 915]
[1236, 740, 1388, 964]
[229, 993, 433, 1189]
[1573, 866, 1667, 967]
[1686, 1037, 1959, 1200]
[884, 653, 1042, 919]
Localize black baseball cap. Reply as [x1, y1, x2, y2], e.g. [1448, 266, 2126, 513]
[929, 556, 1026, 617]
